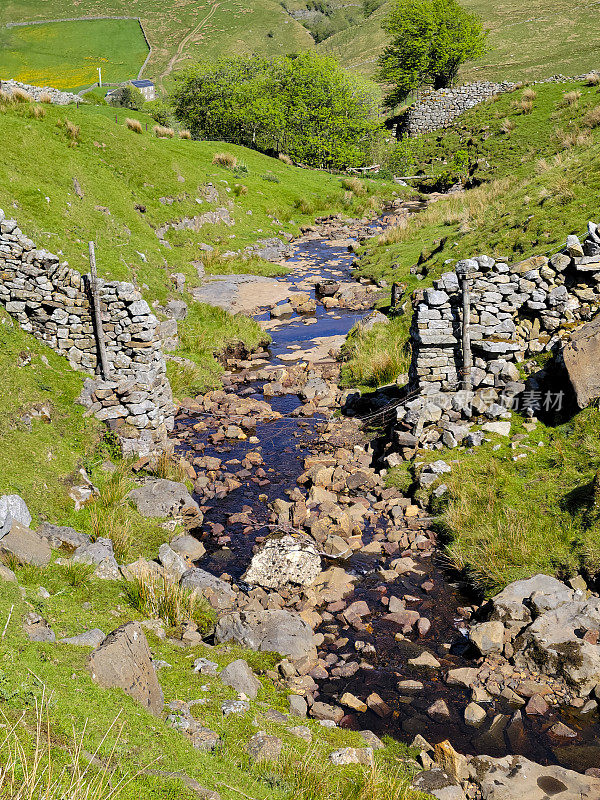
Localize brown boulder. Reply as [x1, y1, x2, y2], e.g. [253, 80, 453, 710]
[87, 622, 164, 716]
[563, 316, 600, 408]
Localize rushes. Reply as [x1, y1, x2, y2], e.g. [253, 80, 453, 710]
[124, 566, 214, 630]
[341, 176, 367, 196]
[153, 125, 174, 138]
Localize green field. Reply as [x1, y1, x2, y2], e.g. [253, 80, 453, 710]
[1, 0, 598, 90]
[0, 1, 315, 91]
[0, 19, 149, 90]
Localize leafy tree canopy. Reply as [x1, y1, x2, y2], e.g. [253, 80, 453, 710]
[170, 53, 382, 169]
[377, 0, 486, 109]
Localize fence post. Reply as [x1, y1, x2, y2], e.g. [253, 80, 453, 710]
[456, 260, 475, 392]
[88, 241, 111, 380]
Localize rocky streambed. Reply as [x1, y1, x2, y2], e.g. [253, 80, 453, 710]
[169, 210, 600, 799]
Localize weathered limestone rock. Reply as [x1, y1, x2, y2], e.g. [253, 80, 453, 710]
[73, 537, 119, 580]
[0, 522, 51, 567]
[128, 479, 200, 518]
[0, 495, 31, 537]
[180, 568, 236, 610]
[219, 659, 261, 699]
[246, 732, 282, 762]
[242, 534, 321, 590]
[87, 622, 164, 715]
[469, 621, 505, 655]
[563, 315, 600, 408]
[472, 754, 600, 799]
[215, 610, 317, 662]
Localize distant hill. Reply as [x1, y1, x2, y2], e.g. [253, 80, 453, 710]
[1, 0, 599, 91]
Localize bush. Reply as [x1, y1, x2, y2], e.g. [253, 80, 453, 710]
[212, 151, 237, 168]
[126, 117, 143, 133]
[172, 53, 381, 169]
[107, 85, 144, 110]
[153, 124, 174, 138]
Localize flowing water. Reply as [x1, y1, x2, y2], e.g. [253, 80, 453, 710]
[173, 216, 600, 773]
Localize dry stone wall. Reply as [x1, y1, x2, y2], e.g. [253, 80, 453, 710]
[0, 209, 174, 455]
[396, 222, 600, 437]
[400, 81, 517, 136]
[0, 80, 80, 105]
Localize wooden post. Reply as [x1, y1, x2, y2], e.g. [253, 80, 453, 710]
[88, 242, 111, 380]
[391, 282, 398, 309]
[460, 273, 472, 392]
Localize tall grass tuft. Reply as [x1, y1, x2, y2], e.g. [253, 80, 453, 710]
[38, 91, 53, 104]
[560, 90, 582, 107]
[583, 105, 600, 128]
[0, 691, 132, 800]
[10, 88, 32, 103]
[124, 567, 214, 631]
[153, 125, 174, 138]
[126, 118, 142, 134]
[341, 176, 367, 196]
[278, 153, 293, 165]
[212, 151, 237, 168]
[178, 129, 192, 139]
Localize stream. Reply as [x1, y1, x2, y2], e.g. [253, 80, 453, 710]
[172, 212, 600, 775]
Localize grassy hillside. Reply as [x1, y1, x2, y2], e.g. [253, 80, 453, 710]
[344, 77, 600, 593]
[0, 0, 314, 91]
[0, 19, 149, 90]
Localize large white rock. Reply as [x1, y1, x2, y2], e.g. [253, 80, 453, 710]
[242, 534, 321, 590]
[0, 495, 31, 538]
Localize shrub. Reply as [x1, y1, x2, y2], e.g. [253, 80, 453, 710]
[126, 117, 143, 133]
[38, 91, 53, 104]
[212, 151, 237, 168]
[153, 124, 174, 138]
[583, 105, 600, 128]
[234, 183, 248, 196]
[278, 153, 293, 165]
[179, 128, 192, 139]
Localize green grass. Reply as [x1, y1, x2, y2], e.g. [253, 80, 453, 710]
[414, 409, 600, 595]
[0, 0, 315, 92]
[0, 565, 422, 800]
[340, 317, 411, 390]
[0, 19, 149, 91]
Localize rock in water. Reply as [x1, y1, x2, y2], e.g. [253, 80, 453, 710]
[472, 753, 600, 799]
[87, 622, 164, 716]
[242, 534, 321, 590]
[563, 316, 600, 408]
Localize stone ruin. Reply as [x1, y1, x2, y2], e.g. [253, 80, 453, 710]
[0, 210, 174, 455]
[385, 221, 600, 463]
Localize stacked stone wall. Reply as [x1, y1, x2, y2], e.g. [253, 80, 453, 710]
[400, 81, 517, 136]
[393, 224, 600, 441]
[0, 209, 174, 455]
